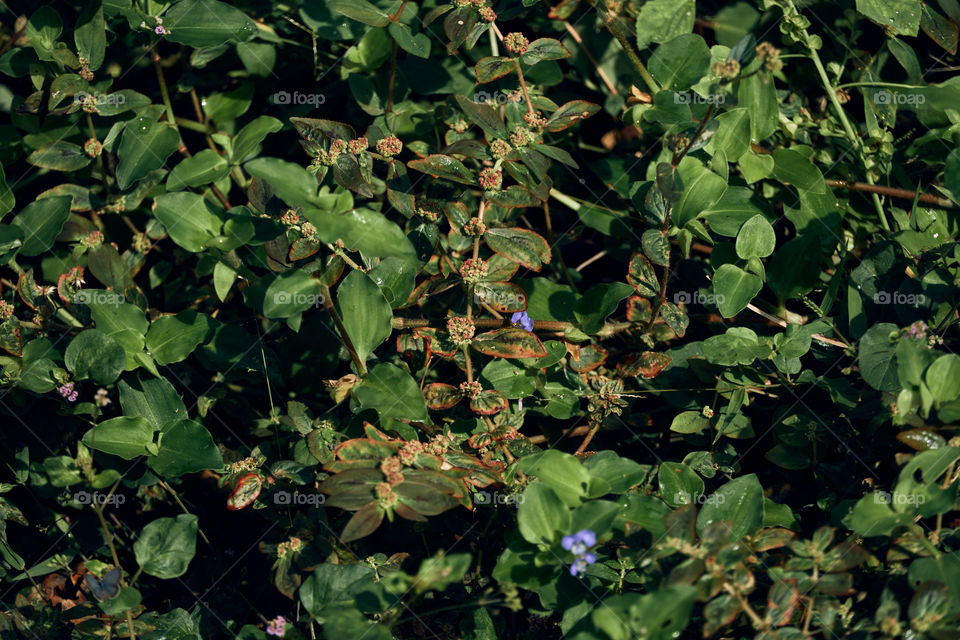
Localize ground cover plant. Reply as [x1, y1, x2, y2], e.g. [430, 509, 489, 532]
[1, 0, 960, 637]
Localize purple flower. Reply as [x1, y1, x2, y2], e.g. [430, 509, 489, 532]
[562, 530, 597, 578]
[511, 311, 534, 332]
[266, 616, 286, 637]
[59, 383, 78, 403]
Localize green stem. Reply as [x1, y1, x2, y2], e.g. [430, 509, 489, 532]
[594, 1, 659, 93]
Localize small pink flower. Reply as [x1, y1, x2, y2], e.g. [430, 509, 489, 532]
[266, 615, 286, 637]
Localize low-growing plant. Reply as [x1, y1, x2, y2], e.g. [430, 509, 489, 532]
[1, 0, 960, 638]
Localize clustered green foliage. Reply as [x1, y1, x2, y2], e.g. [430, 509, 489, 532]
[1, 0, 960, 637]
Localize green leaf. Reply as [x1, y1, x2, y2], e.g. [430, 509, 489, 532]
[152, 192, 223, 253]
[166, 149, 229, 190]
[642, 229, 671, 266]
[517, 482, 570, 545]
[658, 462, 705, 507]
[735, 214, 776, 259]
[479, 359, 536, 398]
[696, 474, 764, 539]
[636, 0, 695, 49]
[0, 163, 14, 216]
[354, 363, 430, 423]
[75, 2, 106, 70]
[519, 450, 591, 506]
[10, 196, 71, 256]
[336, 271, 392, 364]
[575, 282, 634, 334]
[671, 411, 710, 434]
[263, 270, 323, 319]
[27, 142, 91, 172]
[388, 22, 430, 58]
[648, 34, 710, 90]
[245, 157, 319, 208]
[521, 38, 571, 65]
[713, 264, 762, 317]
[472, 328, 548, 358]
[709, 108, 751, 162]
[303, 208, 416, 261]
[627, 252, 660, 297]
[702, 327, 771, 366]
[545, 100, 601, 132]
[116, 118, 180, 191]
[81, 417, 155, 460]
[65, 329, 126, 384]
[300, 563, 375, 620]
[134, 514, 199, 579]
[925, 354, 960, 403]
[454, 95, 507, 138]
[231, 116, 283, 164]
[859, 323, 900, 392]
[484, 227, 551, 271]
[407, 154, 476, 185]
[163, 0, 258, 48]
[738, 73, 778, 142]
[26, 7, 61, 61]
[118, 375, 188, 430]
[857, 0, 922, 35]
[673, 156, 727, 227]
[327, 0, 391, 26]
[149, 419, 223, 477]
[475, 57, 516, 83]
[146, 311, 214, 366]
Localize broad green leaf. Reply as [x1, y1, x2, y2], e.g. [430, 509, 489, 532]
[75, 2, 106, 70]
[300, 563, 375, 620]
[659, 462, 705, 507]
[472, 328, 548, 358]
[454, 95, 507, 138]
[354, 363, 430, 423]
[521, 38, 571, 65]
[925, 354, 960, 403]
[65, 329, 126, 384]
[10, 196, 71, 256]
[388, 22, 430, 58]
[116, 118, 180, 190]
[152, 192, 222, 252]
[145, 311, 214, 366]
[735, 214, 776, 259]
[163, 0, 258, 48]
[263, 270, 323, 319]
[245, 157, 319, 208]
[0, 163, 13, 216]
[738, 73, 778, 142]
[303, 208, 416, 261]
[713, 263, 762, 317]
[118, 375, 188, 430]
[327, 0, 391, 26]
[475, 57, 515, 83]
[479, 359, 536, 398]
[336, 271, 392, 364]
[166, 149, 229, 190]
[696, 474, 764, 539]
[27, 142, 91, 172]
[857, 0, 922, 35]
[149, 419, 223, 477]
[641, 229, 671, 266]
[859, 323, 900, 392]
[407, 154, 476, 185]
[26, 7, 61, 61]
[673, 156, 727, 227]
[574, 282, 634, 334]
[484, 227, 551, 271]
[702, 327, 771, 366]
[648, 34, 710, 90]
[636, 0, 695, 49]
[519, 450, 591, 506]
[82, 417, 155, 460]
[517, 482, 570, 545]
[709, 108, 751, 162]
[134, 514, 199, 579]
[231, 116, 283, 164]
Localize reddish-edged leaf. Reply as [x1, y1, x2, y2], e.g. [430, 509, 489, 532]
[473, 281, 527, 312]
[475, 56, 516, 83]
[522, 38, 571, 65]
[444, 6, 478, 53]
[703, 595, 742, 637]
[0, 319, 22, 357]
[17, 269, 40, 310]
[289, 237, 321, 261]
[921, 4, 959, 54]
[289, 117, 355, 145]
[477, 254, 519, 282]
[487, 185, 542, 208]
[341, 501, 384, 542]
[333, 153, 373, 198]
[545, 100, 600, 132]
[454, 95, 507, 138]
[335, 438, 400, 461]
[568, 344, 608, 372]
[642, 228, 670, 266]
[627, 252, 660, 297]
[469, 390, 509, 415]
[226, 473, 262, 511]
[620, 351, 671, 378]
[765, 579, 799, 627]
[395, 480, 462, 515]
[548, 0, 581, 19]
[472, 327, 548, 358]
[626, 296, 652, 323]
[821, 541, 871, 572]
[484, 227, 551, 271]
[407, 154, 476, 185]
[424, 383, 462, 410]
[750, 528, 795, 551]
[413, 327, 460, 357]
[896, 428, 947, 452]
[659, 301, 689, 337]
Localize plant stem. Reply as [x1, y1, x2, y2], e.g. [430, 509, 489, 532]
[593, 1, 659, 93]
[515, 62, 535, 114]
[321, 285, 367, 376]
[152, 52, 179, 135]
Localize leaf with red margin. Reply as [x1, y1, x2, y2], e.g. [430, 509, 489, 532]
[57, 267, 85, 306]
[477, 254, 519, 282]
[473, 281, 527, 312]
[472, 327, 547, 358]
[475, 56, 515, 83]
[627, 252, 660, 297]
[17, 270, 40, 310]
[619, 351, 672, 378]
[484, 227, 551, 271]
[545, 100, 600, 132]
[569, 344, 608, 373]
[467, 432, 494, 449]
[288, 237, 321, 261]
[407, 155, 476, 185]
[341, 501, 384, 541]
[659, 301, 689, 337]
[289, 117, 356, 145]
[226, 473, 262, 511]
[750, 528, 796, 552]
[413, 327, 459, 357]
[469, 390, 509, 415]
[334, 438, 400, 461]
[0, 319, 22, 357]
[424, 383, 462, 410]
[702, 594, 742, 637]
[626, 296, 652, 323]
[765, 579, 799, 627]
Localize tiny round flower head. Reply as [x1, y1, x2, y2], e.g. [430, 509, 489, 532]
[348, 137, 368, 154]
[280, 209, 299, 226]
[447, 316, 476, 346]
[300, 221, 317, 237]
[711, 59, 740, 80]
[376, 135, 403, 157]
[84, 138, 102, 158]
[510, 125, 537, 147]
[523, 110, 548, 130]
[460, 258, 488, 283]
[266, 615, 286, 637]
[450, 119, 469, 133]
[462, 217, 486, 236]
[459, 380, 483, 399]
[479, 6, 496, 21]
[490, 138, 512, 159]
[504, 32, 529, 56]
[478, 167, 502, 191]
[0, 300, 13, 319]
[80, 231, 104, 248]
